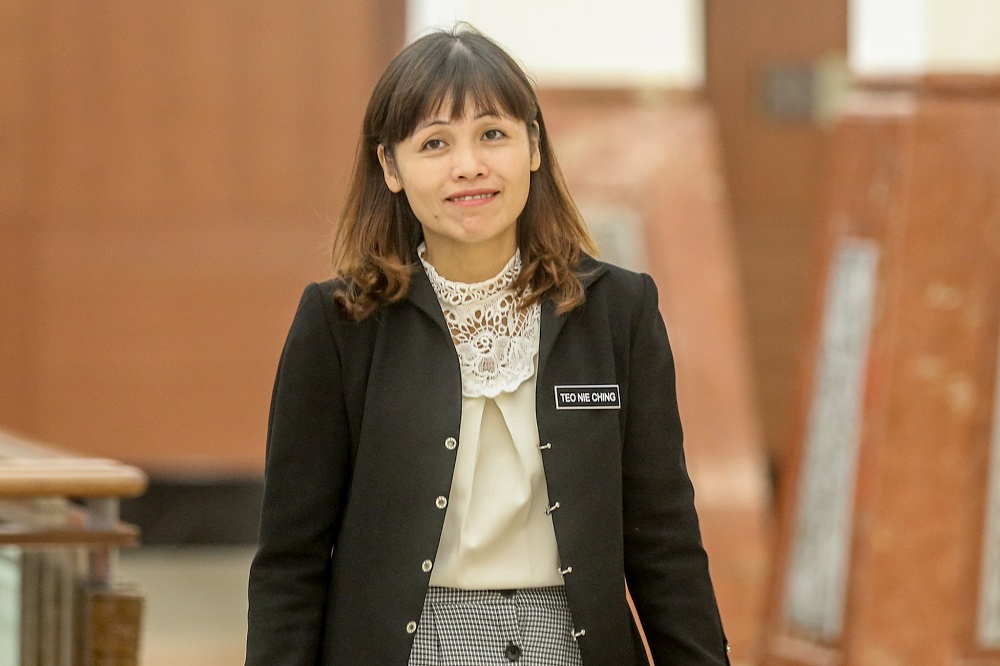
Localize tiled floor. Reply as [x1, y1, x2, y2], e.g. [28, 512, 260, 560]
[119, 546, 254, 666]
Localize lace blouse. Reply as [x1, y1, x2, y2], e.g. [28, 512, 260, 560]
[418, 245, 564, 589]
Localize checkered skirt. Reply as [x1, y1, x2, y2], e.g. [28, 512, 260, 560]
[407, 586, 584, 666]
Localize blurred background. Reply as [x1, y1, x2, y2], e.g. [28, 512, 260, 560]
[2, 0, 1000, 664]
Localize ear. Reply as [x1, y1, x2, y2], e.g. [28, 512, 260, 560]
[529, 121, 542, 172]
[377, 144, 403, 193]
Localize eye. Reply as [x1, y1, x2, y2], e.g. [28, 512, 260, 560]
[421, 138, 446, 151]
[483, 128, 507, 141]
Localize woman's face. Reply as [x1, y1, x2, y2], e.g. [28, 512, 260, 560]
[378, 98, 540, 267]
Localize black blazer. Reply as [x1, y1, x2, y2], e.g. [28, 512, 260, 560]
[246, 255, 729, 665]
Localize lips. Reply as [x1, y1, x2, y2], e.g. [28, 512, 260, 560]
[446, 189, 499, 202]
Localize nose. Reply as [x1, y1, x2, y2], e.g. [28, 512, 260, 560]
[450, 142, 488, 180]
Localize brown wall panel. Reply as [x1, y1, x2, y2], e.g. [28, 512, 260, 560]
[0, 217, 35, 433]
[1, 1, 405, 472]
[0, 1, 45, 433]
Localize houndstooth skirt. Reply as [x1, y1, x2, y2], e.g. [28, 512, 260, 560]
[407, 586, 584, 666]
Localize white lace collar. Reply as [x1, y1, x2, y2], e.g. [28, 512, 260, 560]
[418, 243, 540, 398]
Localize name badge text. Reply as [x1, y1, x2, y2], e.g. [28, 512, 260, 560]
[554, 384, 621, 410]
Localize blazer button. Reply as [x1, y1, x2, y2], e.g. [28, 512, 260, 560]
[421, 559, 433, 573]
[406, 621, 417, 634]
[435, 496, 448, 509]
[444, 436, 457, 450]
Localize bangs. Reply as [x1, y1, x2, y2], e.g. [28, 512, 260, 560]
[381, 35, 537, 145]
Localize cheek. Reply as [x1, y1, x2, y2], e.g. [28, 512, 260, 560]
[411, 184, 440, 211]
[397, 172, 442, 224]
[399, 163, 441, 196]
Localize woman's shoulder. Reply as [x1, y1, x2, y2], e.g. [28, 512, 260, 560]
[294, 279, 343, 311]
[293, 278, 376, 331]
[578, 253, 652, 306]
[309, 278, 347, 302]
[575, 256, 667, 347]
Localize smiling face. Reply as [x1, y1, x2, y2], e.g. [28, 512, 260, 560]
[377, 98, 541, 280]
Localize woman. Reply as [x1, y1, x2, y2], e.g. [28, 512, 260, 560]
[246, 25, 730, 665]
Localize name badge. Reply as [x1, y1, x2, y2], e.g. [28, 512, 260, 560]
[554, 384, 621, 410]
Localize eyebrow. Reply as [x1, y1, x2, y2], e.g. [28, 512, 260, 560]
[416, 110, 504, 132]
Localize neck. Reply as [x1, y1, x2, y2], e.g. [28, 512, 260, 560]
[421, 238, 517, 283]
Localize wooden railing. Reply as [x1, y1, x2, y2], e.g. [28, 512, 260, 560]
[0, 429, 147, 665]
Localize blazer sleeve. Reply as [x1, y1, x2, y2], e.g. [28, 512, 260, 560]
[246, 283, 353, 666]
[622, 273, 730, 664]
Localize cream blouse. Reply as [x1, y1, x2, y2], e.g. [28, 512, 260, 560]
[418, 245, 564, 589]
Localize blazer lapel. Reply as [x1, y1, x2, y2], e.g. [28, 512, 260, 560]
[537, 253, 608, 378]
[404, 265, 451, 337]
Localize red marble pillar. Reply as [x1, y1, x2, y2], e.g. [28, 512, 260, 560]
[763, 76, 1000, 665]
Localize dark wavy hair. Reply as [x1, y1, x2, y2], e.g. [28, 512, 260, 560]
[331, 24, 596, 320]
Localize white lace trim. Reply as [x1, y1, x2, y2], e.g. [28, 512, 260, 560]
[418, 244, 540, 398]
